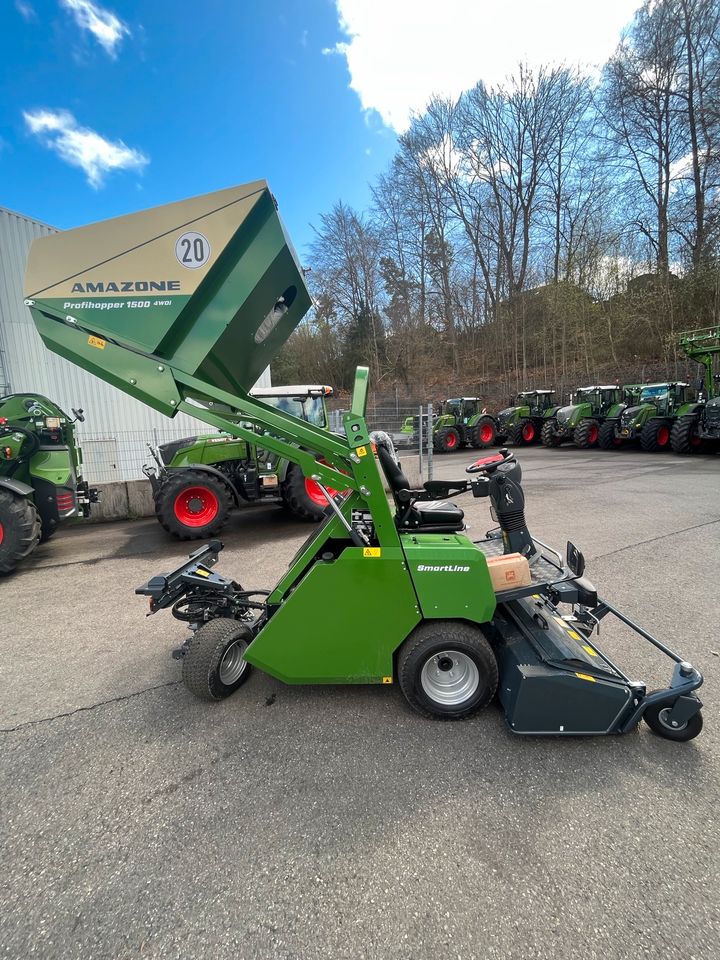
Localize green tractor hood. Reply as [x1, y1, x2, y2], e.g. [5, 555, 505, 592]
[25, 181, 312, 414]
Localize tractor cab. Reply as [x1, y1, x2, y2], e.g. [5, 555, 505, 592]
[515, 390, 556, 415]
[251, 385, 333, 428]
[573, 386, 622, 416]
[439, 398, 483, 425]
[635, 382, 688, 417]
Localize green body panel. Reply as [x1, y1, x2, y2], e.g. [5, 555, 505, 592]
[29, 449, 73, 487]
[544, 405, 562, 419]
[401, 533, 496, 624]
[676, 401, 703, 418]
[244, 546, 420, 683]
[562, 401, 593, 429]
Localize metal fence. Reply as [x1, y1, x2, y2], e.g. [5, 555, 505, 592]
[77, 405, 437, 485]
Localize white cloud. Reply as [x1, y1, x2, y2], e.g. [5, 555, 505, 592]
[59, 0, 129, 57]
[328, 0, 641, 132]
[15, 1, 37, 21]
[23, 108, 148, 187]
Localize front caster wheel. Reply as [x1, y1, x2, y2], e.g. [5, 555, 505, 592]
[397, 621, 498, 720]
[182, 618, 253, 701]
[643, 700, 703, 742]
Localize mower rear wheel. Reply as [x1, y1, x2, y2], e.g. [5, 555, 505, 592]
[574, 419, 600, 448]
[670, 416, 701, 455]
[598, 420, 623, 450]
[0, 490, 41, 575]
[643, 699, 703, 742]
[281, 462, 329, 521]
[434, 426, 461, 453]
[156, 470, 233, 540]
[541, 419, 562, 447]
[182, 618, 253, 701]
[640, 419, 671, 452]
[510, 418, 537, 445]
[398, 621, 498, 720]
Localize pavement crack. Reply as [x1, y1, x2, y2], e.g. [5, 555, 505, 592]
[0, 680, 181, 734]
[589, 517, 720, 562]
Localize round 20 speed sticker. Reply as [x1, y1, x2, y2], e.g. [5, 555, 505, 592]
[175, 231, 211, 269]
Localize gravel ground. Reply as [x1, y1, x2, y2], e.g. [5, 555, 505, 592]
[1, 445, 719, 960]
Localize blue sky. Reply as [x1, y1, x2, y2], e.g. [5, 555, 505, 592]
[0, 0, 641, 258]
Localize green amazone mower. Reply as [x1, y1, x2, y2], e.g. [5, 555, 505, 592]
[24, 181, 704, 741]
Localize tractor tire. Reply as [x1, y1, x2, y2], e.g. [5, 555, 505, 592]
[510, 418, 538, 445]
[598, 420, 623, 450]
[182, 618, 253, 701]
[434, 426, 461, 453]
[0, 490, 41, 575]
[469, 417, 497, 449]
[541, 419, 562, 447]
[643, 697, 703, 742]
[397, 620, 498, 720]
[640, 419, 672, 452]
[280, 461, 329, 521]
[670, 416, 702, 455]
[155, 470, 233, 540]
[573, 419, 600, 448]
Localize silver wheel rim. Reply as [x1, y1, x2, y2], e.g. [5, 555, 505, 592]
[219, 640, 248, 685]
[420, 650, 480, 706]
[658, 707, 687, 732]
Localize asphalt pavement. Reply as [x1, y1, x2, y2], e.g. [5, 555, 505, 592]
[1, 445, 719, 960]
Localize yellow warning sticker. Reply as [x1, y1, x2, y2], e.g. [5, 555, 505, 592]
[582, 644, 598, 657]
[382, 676, 393, 684]
[363, 547, 381, 558]
[567, 630, 581, 640]
[88, 335, 106, 350]
[575, 672, 596, 682]
[356, 445, 368, 457]
[195, 568, 210, 577]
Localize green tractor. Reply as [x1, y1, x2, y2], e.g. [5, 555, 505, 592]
[598, 382, 690, 452]
[541, 385, 640, 449]
[671, 326, 720, 455]
[24, 180, 704, 742]
[494, 390, 560, 445]
[145, 385, 339, 539]
[0, 393, 98, 574]
[430, 398, 497, 453]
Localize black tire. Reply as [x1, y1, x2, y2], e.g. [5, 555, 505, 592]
[640, 419, 672, 452]
[182, 618, 253, 701]
[598, 420, 623, 450]
[397, 620, 498, 720]
[155, 469, 233, 540]
[469, 416, 497, 449]
[0, 490, 41, 575]
[573, 418, 600, 448]
[670, 416, 701, 455]
[541, 419, 561, 447]
[280, 461, 328, 521]
[39, 515, 57, 543]
[434, 426, 461, 453]
[643, 698, 703, 742]
[510, 418, 538, 446]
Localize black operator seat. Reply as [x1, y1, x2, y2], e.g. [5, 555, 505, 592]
[376, 444, 465, 533]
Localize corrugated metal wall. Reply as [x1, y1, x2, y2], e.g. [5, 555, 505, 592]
[0, 206, 271, 482]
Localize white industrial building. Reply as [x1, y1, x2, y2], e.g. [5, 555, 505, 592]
[0, 206, 270, 483]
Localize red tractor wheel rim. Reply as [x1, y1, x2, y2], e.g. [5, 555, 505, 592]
[691, 435, 701, 447]
[305, 477, 339, 507]
[480, 424, 494, 443]
[174, 486, 219, 527]
[613, 436, 622, 446]
[588, 425, 599, 443]
[522, 423, 535, 441]
[657, 426, 670, 446]
[446, 432, 458, 449]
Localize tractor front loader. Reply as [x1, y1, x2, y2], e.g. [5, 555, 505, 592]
[671, 327, 720, 455]
[145, 384, 338, 539]
[24, 181, 704, 742]
[0, 394, 98, 574]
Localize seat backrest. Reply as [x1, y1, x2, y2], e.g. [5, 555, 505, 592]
[376, 443, 410, 496]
